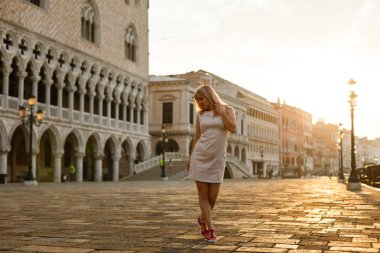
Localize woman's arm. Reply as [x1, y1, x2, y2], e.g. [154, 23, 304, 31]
[187, 113, 201, 170]
[216, 104, 236, 133]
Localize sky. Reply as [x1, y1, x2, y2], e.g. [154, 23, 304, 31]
[149, 0, 380, 140]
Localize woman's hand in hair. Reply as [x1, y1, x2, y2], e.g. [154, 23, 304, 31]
[214, 102, 226, 116]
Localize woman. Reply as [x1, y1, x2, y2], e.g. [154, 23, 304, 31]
[187, 85, 236, 242]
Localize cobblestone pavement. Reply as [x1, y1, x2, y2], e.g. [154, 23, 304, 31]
[0, 178, 380, 253]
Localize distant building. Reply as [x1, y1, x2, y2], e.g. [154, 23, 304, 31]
[0, 0, 150, 182]
[276, 101, 313, 178]
[312, 120, 338, 175]
[149, 70, 281, 179]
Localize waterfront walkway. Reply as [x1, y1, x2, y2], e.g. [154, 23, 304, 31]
[0, 177, 379, 252]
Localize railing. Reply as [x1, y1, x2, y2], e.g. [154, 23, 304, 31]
[166, 152, 189, 161]
[74, 111, 80, 121]
[134, 152, 190, 175]
[226, 153, 253, 178]
[50, 107, 58, 117]
[9, 98, 18, 110]
[134, 155, 161, 174]
[62, 108, 69, 119]
[84, 114, 90, 123]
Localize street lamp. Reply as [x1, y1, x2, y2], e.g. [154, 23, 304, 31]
[346, 79, 361, 191]
[19, 95, 44, 186]
[205, 72, 212, 85]
[160, 125, 168, 180]
[375, 155, 378, 164]
[337, 123, 345, 183]
[260, 146, 264, 179]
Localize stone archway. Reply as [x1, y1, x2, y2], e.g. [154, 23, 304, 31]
[234, 146, 240, 159]
[135, 141, 145, 163]
[121, 138, 133, 177]
[8, 127, 28, 182]
[102, 138, 115, 181]
[227, 145, 232, 154]
[155, 138, 179, 155]
[62, 132, 80, 181]
[83, 135, 99, 181]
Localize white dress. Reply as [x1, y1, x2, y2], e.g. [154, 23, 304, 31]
[189, 110, 228, 183]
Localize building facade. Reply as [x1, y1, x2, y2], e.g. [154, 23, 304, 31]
[0, 0, 150, 183]
[149, 70, 281, 179]
[277, 101, 313, 178]
[312, 120, 338, 176]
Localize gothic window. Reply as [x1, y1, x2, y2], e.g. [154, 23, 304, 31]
[84, 81, 90, 113]
[26, 0, 49, 8]
[81, 3, 97, 43]
[37, 68, 46, 103]
[140, 109, 144, 125]
[133, 101, 138, 123]
[127, 104, 131, 122]
[125, 27, 136, 62]
[74, 78, 80, 111]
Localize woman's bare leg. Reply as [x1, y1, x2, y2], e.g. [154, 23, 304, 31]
[196, 181, 221, 231]
[209, 183, 221, 211]
[195, 181, 213, 230]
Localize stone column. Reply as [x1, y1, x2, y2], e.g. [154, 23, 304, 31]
[75, 152, 85, 182]
[122, 102, 127, 122]
[115, 99, 120, 123]
[0, 148, 9, 180]
[57, 81, 63, 119]
[17, 72, 27, 105]
[68, 85, 76, 121]
[98, 94, 104, 124]
[106, 96, 112, 127]
[44, 78, 53, 117]
[136, 105, 141, 128]
[128, 154, 136, 176]
[31, 75, 40, 100]
[94, 154, 103, 182]
[53, 152, 63, 183]
[1, 66, 11, 108]
[143, 107, 148, 133]
[112, 156, 121, 181]
[89, 92, 94, 124]
[79, 87, 86, 123]
[130, 104, 135, 126]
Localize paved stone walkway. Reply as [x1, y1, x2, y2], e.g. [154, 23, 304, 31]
[0, 178, 380, 253]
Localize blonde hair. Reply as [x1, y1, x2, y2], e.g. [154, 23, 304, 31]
[194, 85, 226, 112]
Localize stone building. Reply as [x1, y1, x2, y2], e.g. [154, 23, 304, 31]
[276, 101, 313, 178]
[148, 70, 280, 179]
[0, 0, 150, 183]
[312, 120, 338, 176]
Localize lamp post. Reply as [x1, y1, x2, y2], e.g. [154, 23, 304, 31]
[260, 146, 264, 179]
[205, 72, 212, 85]
[337, 123, 345, 183]
[346, 79, 361, 191]
[375, 155, 378, 165]
[19, 95, 44, 186]
[160, 125, 168, 181]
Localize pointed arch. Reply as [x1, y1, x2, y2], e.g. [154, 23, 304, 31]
[81, 0, 100, 44]
[125, 24, 138, 62]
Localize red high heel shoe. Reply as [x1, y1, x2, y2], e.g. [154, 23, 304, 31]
[197, 217, 208, 238]
[205, 229, 216, 243]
